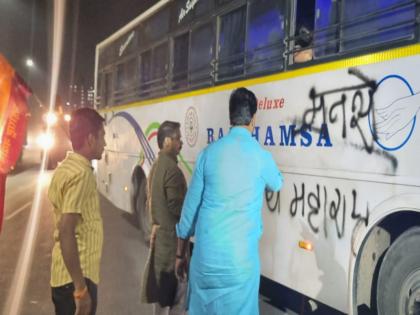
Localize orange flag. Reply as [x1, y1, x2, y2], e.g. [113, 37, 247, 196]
[0, 54, 15, 137]
[0, 54, 32, 232]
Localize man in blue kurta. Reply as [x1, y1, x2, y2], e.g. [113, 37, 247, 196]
[175, 87, 283, 314]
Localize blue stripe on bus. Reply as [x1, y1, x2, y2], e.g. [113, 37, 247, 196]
[110, 112, 156, 166]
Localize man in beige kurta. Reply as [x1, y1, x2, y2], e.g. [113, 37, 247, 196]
[141, 121, 187, 315]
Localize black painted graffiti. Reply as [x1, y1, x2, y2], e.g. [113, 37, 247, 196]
[265, 183, 370, 239]
[289, 182, 369, 239]
[296, 68, 378, 154]
[266, 189, 281, 213]
[349, 142, 398, 171]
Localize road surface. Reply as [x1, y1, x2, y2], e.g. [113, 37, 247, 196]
[0, 161, 297, 315]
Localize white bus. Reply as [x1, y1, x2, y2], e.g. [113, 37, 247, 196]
[94, 1, 420, 314]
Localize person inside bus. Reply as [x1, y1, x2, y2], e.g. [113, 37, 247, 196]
[175, 88, 283, 314]
[48, 108, 106, 315]
[140, 121, 188, 315]
[293, 26, 314, 63]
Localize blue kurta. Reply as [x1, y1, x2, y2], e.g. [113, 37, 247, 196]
[176, 126, 283, 315]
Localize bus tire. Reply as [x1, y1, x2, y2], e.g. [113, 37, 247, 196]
[377, 226, 420, 315]
[136, 179, 151, 241]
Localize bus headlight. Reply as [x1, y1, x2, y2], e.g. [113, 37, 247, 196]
[36, 132, 54, 150]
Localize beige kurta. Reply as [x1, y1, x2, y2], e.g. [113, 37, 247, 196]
[141, 152, 187, 306]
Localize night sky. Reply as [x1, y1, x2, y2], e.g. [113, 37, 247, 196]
[0, 0, 49, 104]
[0, 0, 155, 106]
[65, 0, 156, 95]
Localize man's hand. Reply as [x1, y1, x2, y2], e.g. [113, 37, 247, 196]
[175, 256, 188, 282]
[374, 92, 420, 140]
[175, 238, 189, 281]
[75, 290, 92, 315]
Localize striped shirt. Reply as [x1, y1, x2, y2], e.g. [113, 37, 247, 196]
[48, 152, 103, 287]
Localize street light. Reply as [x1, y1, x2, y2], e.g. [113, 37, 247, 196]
[25, 58, 34, 68]
[64, 114, 71, 122]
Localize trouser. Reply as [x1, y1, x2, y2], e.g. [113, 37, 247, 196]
[51, 278, 98, 315]
[154, 280, 188, 315]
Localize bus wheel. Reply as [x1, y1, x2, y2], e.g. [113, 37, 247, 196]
[131, 165, 151, 242]
[377, 226, 420, 315]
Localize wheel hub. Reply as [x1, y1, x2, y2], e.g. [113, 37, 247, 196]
[400, 268, 420, 315]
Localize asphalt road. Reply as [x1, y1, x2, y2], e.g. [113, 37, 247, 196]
[0, 145, 55, 314]
[0, 163, 153, 315]
[0, 160, 294, 315]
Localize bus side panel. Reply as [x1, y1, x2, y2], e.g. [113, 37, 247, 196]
[252, 55, 420, 312]
[99, 53, 420, 313]
[98, 113, 145, 212]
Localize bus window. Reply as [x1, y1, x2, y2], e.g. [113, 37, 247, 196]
[216, 0, 231, 6]
[140, 49, 152, 96]
[104, 71, 113, 107]
[247, 0, 285, 74]
[313, 0, 339, 59]
[341, 0, 416, 52]
[190, 22, 215, 88]
[194, 0, 215, 19]
[294, 26, 314, 63]
[217, 6, 246, 81]
[143, 6, 170, 45]
[115, 57, 137, 104]
[293, 0, 314, 63]
[125, 57, 137, 89]
[152, 41, 169, 95]
[116, 63, 124, 92]
[97, 73, 105, 108]
[172, 32, 189, 91]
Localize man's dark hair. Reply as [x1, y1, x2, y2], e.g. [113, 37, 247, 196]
[295, 26, 313, 48]
[229, 87, 257, 126]
[69, 108, 105, 150]
[157, 121, 181, 149]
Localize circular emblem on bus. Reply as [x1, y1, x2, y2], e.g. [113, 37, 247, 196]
[368, 75, 416, 151]
[185, 107, 199, 147]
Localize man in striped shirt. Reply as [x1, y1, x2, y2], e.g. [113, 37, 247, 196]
[48, 108, 106, 315]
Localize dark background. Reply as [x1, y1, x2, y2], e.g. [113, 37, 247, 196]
[0, 0, 155, 107]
